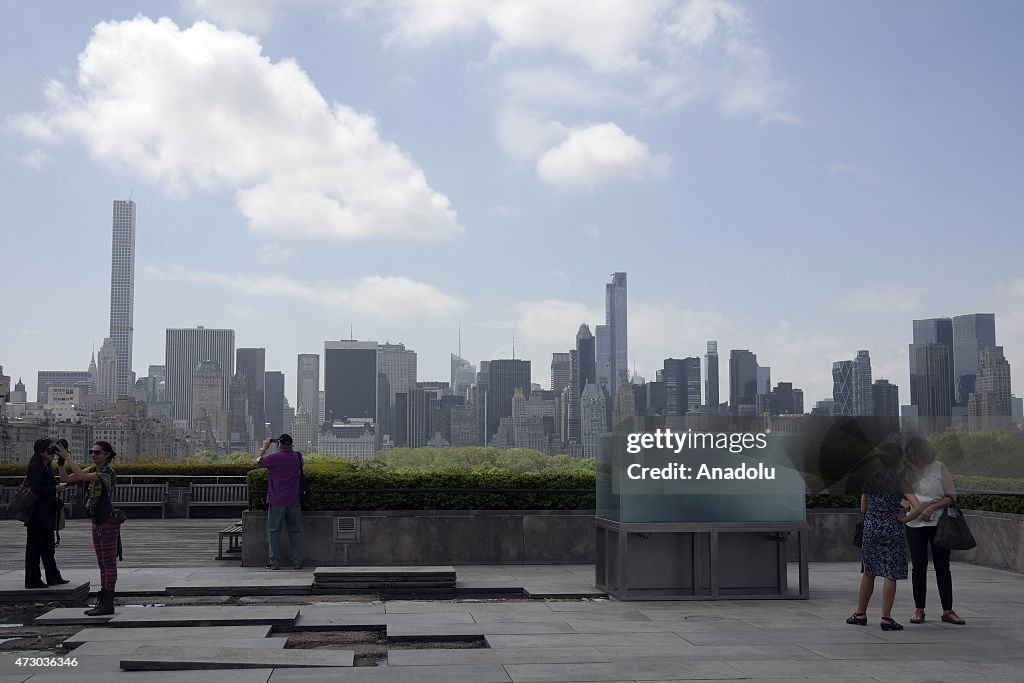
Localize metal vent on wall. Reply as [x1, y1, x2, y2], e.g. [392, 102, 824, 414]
[335, 516, 359, 543]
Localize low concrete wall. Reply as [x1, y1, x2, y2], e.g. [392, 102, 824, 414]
[786, 509, 1024, 574]
[241, 508, 1024, 574]
[241, 509, 595, 567]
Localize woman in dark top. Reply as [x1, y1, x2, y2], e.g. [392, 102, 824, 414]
[24, 438, 69, 589]
[60, 440, 119, 616]
[847, 443, 922, 630]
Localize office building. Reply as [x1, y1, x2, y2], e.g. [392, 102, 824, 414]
[236, 348, 266, 440]
[853, 350, 873, 416]
[580, 383, 607, 458]
[953, 313, 997, 406]
[36, 371, 94, 404]
[914, 344, 952, 435]
[596, 324, 611, 397]
[191, 360, 228, 447]
[968, 346, 1012, 432]
[296, 354, 320, 426]
[109, 199, 136, 398]
[265, 370, 285, 437]
[451, 354, 476, 399]
[663, 357, 701, 416]
[871, 379, 900, 418]
[705, 341, 719, 416]
[324, 340, 378, 423]
[165, 327, 235, 425]
[910, 318, 954, 408]
[551, 352, 571, 395]
[485, 359, 531, 442]
[96, 338, 118, 401]
[729, 350, 758, 417]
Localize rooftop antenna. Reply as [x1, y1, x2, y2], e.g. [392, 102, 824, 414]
[128, 188, 134, 202]
[512, 329, 516, 359]
[458, 321, 462, 358]
[349, 324, 354, 341]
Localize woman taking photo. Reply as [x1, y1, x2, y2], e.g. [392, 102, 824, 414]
[903, 436, 965, 625]
[847, 443, 921, 630]
[23, 438, 69, 589]
[58, 440, 119, 616]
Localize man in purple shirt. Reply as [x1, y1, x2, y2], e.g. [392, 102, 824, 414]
[256, 434, 303, 570]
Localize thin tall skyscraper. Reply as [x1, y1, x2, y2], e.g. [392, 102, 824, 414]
[729, 350, 758, 417]
[705, 341, 719, 415]
[109, 199, 136, 397]
[297, 354, 320, 424]
[236, 348, 266, 440]
[605, 272, 628, 401]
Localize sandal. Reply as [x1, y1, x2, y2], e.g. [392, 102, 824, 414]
[941, 611, 966, 625]
[846, 612, 867, 625]
[881, 617, 904, 631]
[910, 610, 925, 624]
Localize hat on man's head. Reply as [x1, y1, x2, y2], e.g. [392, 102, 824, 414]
[278, 434, 293, 446]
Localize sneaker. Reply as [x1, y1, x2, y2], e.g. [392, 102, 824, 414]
[265, 563, 280, 570]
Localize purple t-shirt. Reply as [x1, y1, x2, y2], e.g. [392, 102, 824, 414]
[258, 447, 301, 507]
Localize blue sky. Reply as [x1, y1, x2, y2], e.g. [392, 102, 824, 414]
[3, 0, 1023, 408]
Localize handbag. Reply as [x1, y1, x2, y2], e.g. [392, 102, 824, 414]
[852, 520, 864, 548]
[9, 478, 39, 523]
[106, 509, 127, 525]
[934, 501, 976, 551]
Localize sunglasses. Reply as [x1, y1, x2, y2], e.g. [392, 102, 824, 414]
[89, 449, 106, 455]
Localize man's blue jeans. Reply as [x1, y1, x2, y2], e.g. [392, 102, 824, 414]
[267, 505, 303, 567]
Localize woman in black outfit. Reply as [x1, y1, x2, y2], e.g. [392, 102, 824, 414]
[24, 438, 69, 589]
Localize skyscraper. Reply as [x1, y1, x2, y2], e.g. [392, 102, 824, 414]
[663, 358, 701, 416]
[165, 327, 235, 424]
[377, 343, 417, 408]
[109, 199, 136, 398]
[953, 313, 997, 406]
[191, 360, 227, 446]
[297, 354, 320, 425]
[236, 348, 266, 440]
[576, 325, 596, 392]
[910, 318, 953, 409]
[96, 338, 118, 401]
[485, 359, 531, 442]
[729, 350, 758, 417]
[550, 352, 571, 395]
[451, 354, 475, 399]
[605, 272, 628, 401]
[324, 340, 378, 423]
[265, 370, 285, 436]
[595, 324, 611, 397]
[968, 346, 1012, 432]
[580, 383, 607, 458]
[872, 379, 900, 418]
[852, 350, 873, 416]
[914, 344, 952, 436]
[705, 341, 719, 415]
[832, 360, 854, 416]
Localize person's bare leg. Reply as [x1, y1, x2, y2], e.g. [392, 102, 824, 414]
[881, 578, 896, 620]
[857, 573, 875, 614]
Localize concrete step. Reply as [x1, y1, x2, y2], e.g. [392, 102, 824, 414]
[119, 645, 354, 671]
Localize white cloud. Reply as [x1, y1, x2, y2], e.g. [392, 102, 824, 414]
[497, 108, 569, 163]
[537, 123, 671, 190]
[17, 17, 462, 242]
[517, 300, 602, 345]
[842, 287, 925, 314]
[145, 265, 464, 320]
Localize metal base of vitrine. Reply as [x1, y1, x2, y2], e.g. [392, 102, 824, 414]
[595, 518, 809, 600]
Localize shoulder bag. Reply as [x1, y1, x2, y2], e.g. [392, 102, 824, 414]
[934, 501, 977, 551]
[9, 478, 39, 523]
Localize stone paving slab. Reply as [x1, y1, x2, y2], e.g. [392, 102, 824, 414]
[71, 637, 289, 655]
[388, 621, 575, 640]
[120, 645, 354, 670]
[802, 641, 1024, 661]
[0, 653, 123, 674]
[503, 660, 745, 681]
[388, 647, 610, 666]
[106, 605, 299, 627]
[486, 633, 690, 649]
[314, 566, 456, 577]
[0, 581, 90, 603]
[165, 578, 313, 596]
[724, 658, 979, 679]
[523, 586, 607, 599]
[0, 675, 30, 683]
[678, 628, 889, 646]
[63, 625, 273, 646]
[594, 644, 827, 663]
[33, 608, 113, 625]
[267, 664, 512, 682]
[24, 671, 274, 683]
[292, 607, 475, 630]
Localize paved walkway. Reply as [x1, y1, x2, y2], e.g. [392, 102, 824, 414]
[0, 519, 232, 569]
[1, 561, 1022, 681]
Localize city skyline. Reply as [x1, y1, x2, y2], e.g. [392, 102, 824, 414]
[3, 3, 1024, 408]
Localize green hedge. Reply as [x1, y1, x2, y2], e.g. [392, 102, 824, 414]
[247, 465, 595, 511]
[0, 463, 255, 487]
